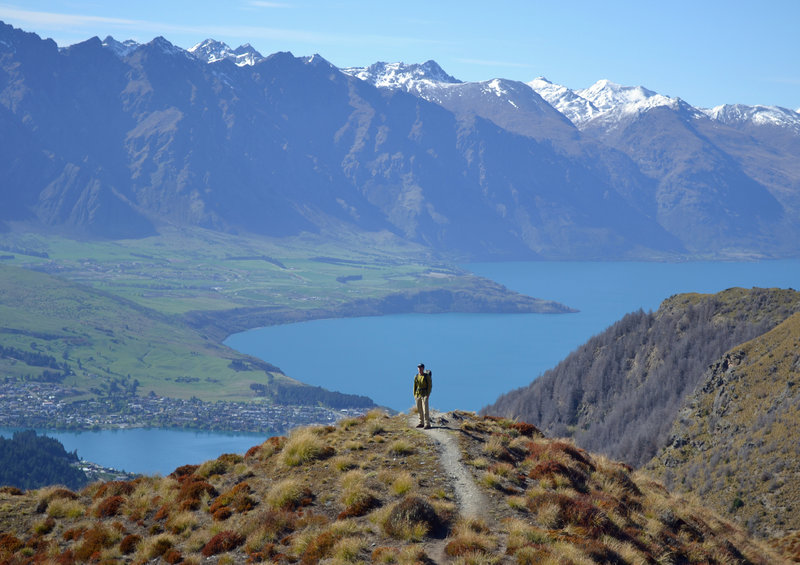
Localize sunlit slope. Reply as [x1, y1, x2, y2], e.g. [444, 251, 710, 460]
[648, 311, 800, 540]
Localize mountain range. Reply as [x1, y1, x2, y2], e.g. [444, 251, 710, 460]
[2, 22, 799, 260]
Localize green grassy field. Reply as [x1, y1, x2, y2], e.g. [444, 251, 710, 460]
[0, 227, 464, 316]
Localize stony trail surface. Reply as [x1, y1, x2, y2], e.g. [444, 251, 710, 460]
[415, 410, 490, 519]
[409, 409, 508, 563]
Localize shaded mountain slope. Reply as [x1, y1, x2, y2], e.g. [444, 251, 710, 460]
[482, 288, 800, 467]
[0, 411, 786, 563]
[647, 311, 800, 539]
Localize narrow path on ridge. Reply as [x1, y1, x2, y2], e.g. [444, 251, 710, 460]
[412, 410, 490, 520]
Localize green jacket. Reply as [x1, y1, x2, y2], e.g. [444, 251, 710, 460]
[413, 370, 432, 398]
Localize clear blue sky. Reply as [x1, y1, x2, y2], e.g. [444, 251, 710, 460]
[1, 0, 798, 110]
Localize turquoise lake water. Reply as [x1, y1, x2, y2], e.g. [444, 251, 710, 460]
[5, 260, 798, 475]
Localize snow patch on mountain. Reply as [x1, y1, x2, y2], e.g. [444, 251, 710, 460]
[341, 60, 461, 90]
[189, 39, 264, 66]
[530, 77, 704, 128]
[101, 36, 139, 58]
[703, 104, 800, 134]
[528, 77, 600, 124]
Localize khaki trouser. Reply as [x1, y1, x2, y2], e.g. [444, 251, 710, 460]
[416, 395, 430, 426]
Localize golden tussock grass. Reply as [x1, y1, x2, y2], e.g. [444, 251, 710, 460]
[266, 477, 312, 511]
[280, 426, 335, 466]
[386, 438, 414, 456]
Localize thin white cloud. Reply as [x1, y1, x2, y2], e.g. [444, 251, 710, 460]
[0, 3, 329, 45]
[248, 1, 291, 7]
[0, 4, 143, 28]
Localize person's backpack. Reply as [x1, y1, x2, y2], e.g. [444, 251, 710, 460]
[424, 370, 432, 393]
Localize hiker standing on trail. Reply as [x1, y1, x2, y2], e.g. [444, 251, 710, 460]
[414, 363, 432, 429]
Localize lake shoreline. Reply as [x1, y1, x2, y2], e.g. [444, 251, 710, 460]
[183, 277, 578, 342]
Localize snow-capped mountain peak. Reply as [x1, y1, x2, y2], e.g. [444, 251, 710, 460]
[340, 60, 461, 89]
[528, 76, 600, 125]
[188, 39, 264, 66]
[704, 103, 800, 134]
[576, 79, 659, 113]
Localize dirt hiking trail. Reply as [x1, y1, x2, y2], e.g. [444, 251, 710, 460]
[412, 410, 490, 519]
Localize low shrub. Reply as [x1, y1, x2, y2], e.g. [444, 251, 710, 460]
[143, 534, 175, 560]
[383, 495, 441, 540]
[253, 508, 298, 541]
[0, 486, 23, 495]
[119, 534, 141, 555]
[177, 477, 217, 510]
[299, 530, 341, 564]
[73, 526, 111, 561]
[209, 481, 256, 516]
[201, 531, 244, 557]
[169, 464, 200, 482]
[510, 421, 541, 438]
[213, 507, 233, 521]
[94, 480, 136, 499]
[95, 495, 125, 517]
[0, 533, 23, 554]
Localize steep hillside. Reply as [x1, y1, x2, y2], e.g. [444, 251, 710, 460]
[647, 312, 800, 540]
[0, 411, 786, 563]
[482, 288, 800, 467]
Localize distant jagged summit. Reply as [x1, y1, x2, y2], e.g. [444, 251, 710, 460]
[101, 36, 139, 58]
[340, 60, 461, 88]
[703, 103, 800, 133]
[188, 38, 264, 66]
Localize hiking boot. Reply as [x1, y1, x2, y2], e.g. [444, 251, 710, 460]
[424, 424, 431, 429]
[416, 423, 424, 428]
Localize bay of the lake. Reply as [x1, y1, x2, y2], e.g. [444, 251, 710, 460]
[225, 260, 800, 414]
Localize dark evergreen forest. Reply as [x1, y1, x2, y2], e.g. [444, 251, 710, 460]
[483, 288, 800, 467]
[0, 430, 88, 490]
